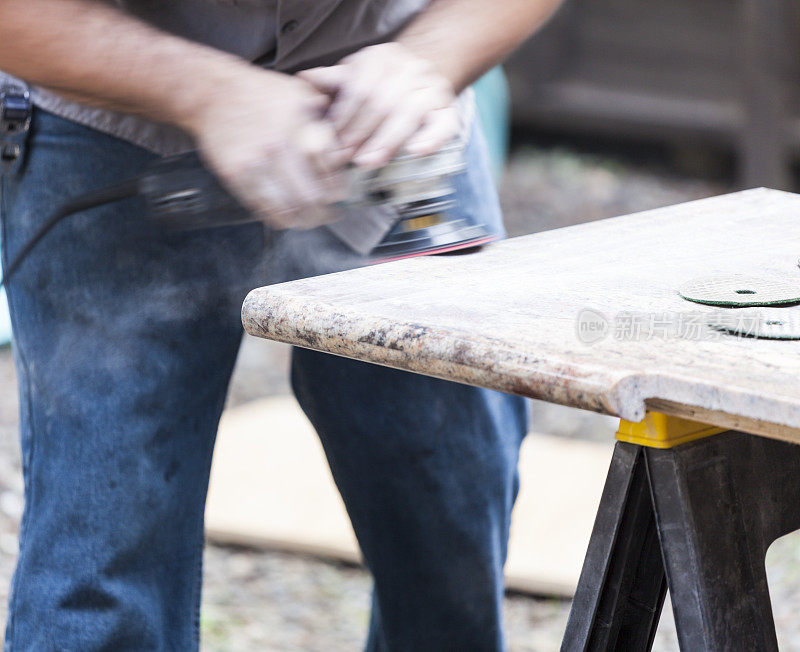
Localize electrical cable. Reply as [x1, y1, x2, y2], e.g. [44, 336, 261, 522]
[0, 177, 140, 288]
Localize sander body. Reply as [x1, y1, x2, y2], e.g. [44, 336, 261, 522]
[141, 140, 496, 261]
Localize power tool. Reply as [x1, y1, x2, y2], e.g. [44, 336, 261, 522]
[0, 85, 497, 285]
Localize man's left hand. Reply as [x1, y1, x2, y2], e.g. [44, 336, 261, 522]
[299, 43, 460, 169]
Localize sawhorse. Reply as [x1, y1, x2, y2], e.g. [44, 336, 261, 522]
[562, 413, 800, 651]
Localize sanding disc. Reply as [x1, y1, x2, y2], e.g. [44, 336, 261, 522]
[707, 309, 800, 340]
[678, 275, 800, 307]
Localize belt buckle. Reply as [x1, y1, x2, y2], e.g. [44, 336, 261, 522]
[1, 84, 32, 175]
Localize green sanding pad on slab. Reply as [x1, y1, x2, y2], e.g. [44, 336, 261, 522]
[678, 275, 800, 307]
[707, 308, 800, 340]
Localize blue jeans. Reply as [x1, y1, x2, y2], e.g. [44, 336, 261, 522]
[0, 109, 527, 651]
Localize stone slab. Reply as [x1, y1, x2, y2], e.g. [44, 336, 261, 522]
[243, 189, 800, 442]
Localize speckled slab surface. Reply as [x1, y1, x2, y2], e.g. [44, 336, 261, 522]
[243, 188, 800, 441]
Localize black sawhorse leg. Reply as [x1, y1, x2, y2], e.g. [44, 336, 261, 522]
[562, 430, 800, 651]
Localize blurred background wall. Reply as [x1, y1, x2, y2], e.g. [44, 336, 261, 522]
[504, 0, 800, 190]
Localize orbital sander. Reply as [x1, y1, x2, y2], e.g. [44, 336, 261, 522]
[0, 84, 497, 285]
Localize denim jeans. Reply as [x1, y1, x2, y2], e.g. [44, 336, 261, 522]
[0, 108, 528, 651]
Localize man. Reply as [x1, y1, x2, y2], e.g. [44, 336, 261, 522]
[0, 0, 561, 649]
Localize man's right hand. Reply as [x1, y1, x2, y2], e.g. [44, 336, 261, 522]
[185, 69, 349, 230]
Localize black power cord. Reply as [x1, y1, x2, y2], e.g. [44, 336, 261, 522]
[0, 149, 259, 289]
[0, 148, 271, 290]
[1, 177, 139, 288]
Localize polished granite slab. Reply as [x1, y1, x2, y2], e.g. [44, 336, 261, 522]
[243, 188, 800, 441]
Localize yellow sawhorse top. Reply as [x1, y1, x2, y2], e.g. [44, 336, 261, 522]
[616, 412, 727, 449]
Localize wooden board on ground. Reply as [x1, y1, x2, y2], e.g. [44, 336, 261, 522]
[205, 396, 613, 597]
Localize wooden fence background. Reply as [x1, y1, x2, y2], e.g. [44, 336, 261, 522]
[505, 0, 800, 189]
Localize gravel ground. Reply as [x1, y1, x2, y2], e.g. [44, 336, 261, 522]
[2, 143, 799, 650]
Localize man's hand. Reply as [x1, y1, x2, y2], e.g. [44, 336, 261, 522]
[0, 0, 350, 231]
[186, 70, 348, 229]
[300, 43, 460, 169]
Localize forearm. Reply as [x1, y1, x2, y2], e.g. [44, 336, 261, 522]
[0, 0, 267, 133]
[397, 0, 563, 93]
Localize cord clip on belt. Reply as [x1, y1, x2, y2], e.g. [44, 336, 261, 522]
[0, 84, 32, 176]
